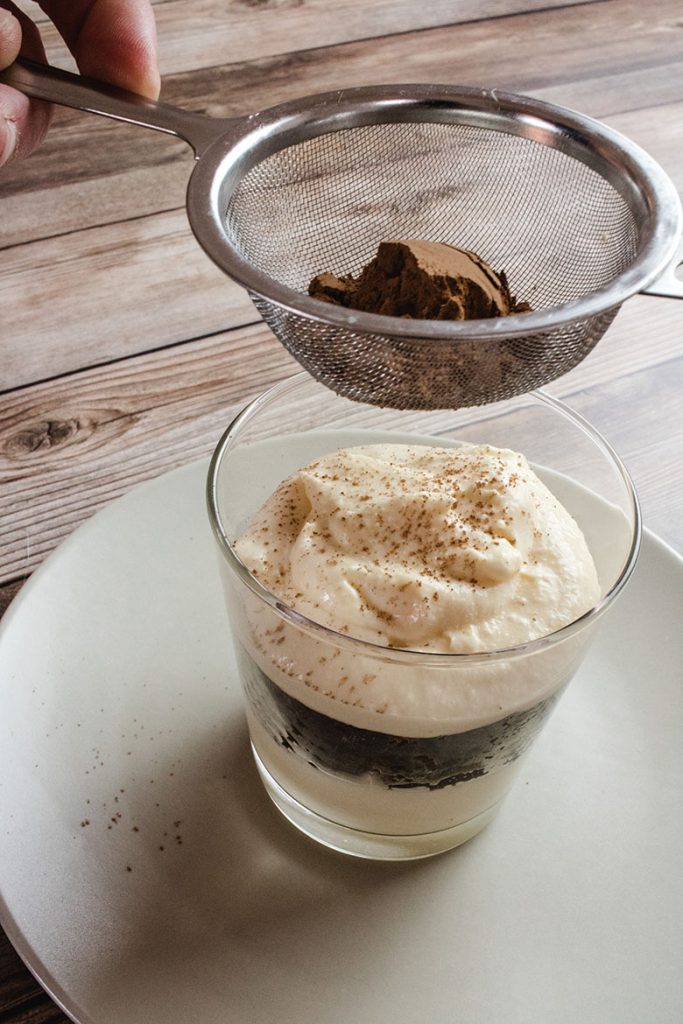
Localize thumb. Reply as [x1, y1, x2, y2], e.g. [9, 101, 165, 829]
[0, 5, 21, 68]
[0, 6, 21, 165]
[0, 4, 51, 166]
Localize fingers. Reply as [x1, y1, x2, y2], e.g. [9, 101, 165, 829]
[0, 0, 159, 167]
[39, 0, 160, 99]
[0, 3, 52, 166]
[0, 5, 21, 65]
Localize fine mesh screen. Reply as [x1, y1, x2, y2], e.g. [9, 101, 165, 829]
[225, 120, 640, 408]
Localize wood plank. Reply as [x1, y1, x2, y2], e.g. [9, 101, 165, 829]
[0, 578, 23, 618]
[13, 0, 602, 75]
[0, 322, 298, 582]
[0, 925, 67, 1022]
[1, 292, 681, 585]
[2, 0, 682, 221]
[0, 208, 260, 391]
[551, 360, 683, 553]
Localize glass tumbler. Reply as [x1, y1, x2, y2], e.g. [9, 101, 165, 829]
[207, 373, 640, 860]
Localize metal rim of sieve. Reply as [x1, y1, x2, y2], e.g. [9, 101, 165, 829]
[186, 83, 682, 343]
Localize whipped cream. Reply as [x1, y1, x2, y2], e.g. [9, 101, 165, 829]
[235, 443, 600, 654]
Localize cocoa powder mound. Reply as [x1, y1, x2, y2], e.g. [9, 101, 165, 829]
[308, 240, 531, 320]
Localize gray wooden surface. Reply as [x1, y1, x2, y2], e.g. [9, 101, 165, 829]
[0, 0, 681, 1019]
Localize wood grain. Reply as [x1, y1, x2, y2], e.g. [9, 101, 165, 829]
[562, 357, 683, 548]
[0, 578, 23, 617]
[3, 0, 682, 215]
[14, 0, 603, 75]
[0, 209, 257, 391]
[0, 322, 298, 581]
[0, 927, 65, 1022]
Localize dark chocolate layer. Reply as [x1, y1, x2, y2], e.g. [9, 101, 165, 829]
[238, 646, 561, 790]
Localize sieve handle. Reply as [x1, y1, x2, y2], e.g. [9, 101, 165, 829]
[641, 237, 683, 299]
[0, 57, 231, 157]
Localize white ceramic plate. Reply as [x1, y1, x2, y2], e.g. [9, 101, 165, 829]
[1, 461, 682, 1024]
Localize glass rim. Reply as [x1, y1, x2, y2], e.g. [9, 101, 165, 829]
[206, 373, 642, 666]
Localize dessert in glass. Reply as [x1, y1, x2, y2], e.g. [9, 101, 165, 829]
[207, 373, 640, 859]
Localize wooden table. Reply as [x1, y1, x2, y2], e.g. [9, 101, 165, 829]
[1, 0, 681, 1019]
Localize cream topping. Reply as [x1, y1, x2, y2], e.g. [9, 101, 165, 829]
[235, 443, 600, 654]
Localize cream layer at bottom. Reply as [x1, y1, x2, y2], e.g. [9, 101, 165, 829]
[247, 712, 524, 836]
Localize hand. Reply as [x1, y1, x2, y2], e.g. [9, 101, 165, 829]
[0, 0, 160, 166]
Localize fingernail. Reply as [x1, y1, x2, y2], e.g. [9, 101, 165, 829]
[0, 117, 17, 166]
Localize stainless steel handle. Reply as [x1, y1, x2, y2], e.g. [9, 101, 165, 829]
[0, 57, 231, 157]
[641, 237, 683, 299]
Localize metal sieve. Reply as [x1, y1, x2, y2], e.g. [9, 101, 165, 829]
[3, 59, 681, 409]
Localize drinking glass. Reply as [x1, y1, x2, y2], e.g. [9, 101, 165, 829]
[207, 373, 640, 859]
